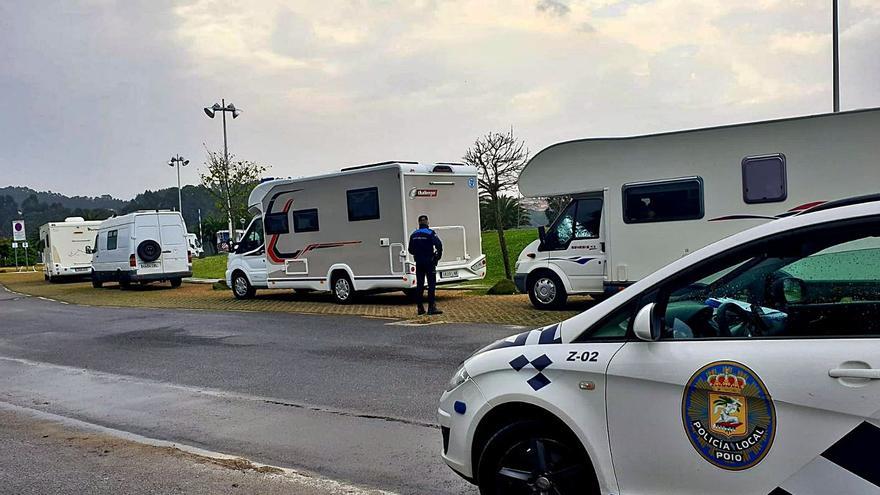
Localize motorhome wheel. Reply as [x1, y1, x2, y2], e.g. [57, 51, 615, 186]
[528, 272, 567, 309]
[332, 274, 354, 304]
[232, 272, 255, 299]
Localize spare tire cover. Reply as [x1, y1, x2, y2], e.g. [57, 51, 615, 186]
[137, 240, 161, 262]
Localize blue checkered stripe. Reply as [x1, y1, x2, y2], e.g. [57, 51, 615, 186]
[483, 324, 562, 353]
[509, 353, 553, 391]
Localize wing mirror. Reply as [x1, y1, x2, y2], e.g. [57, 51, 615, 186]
[633, 302, 661, 341]
[85, 246, 93, 254]
[774, 277, 806, 304]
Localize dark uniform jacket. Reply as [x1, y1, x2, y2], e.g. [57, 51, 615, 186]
[408, 227, 443, 266]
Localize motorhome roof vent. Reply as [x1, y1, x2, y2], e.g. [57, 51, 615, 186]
[260, 177, 275, 183]
[64, 217, 86, 222]
[432, 165, 454, 173]
[341, 160, 418, 172]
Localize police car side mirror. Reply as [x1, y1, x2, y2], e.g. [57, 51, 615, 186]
[633, 302, 660, 342]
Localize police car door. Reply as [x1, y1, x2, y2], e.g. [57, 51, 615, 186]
[605, 219, 880, 495]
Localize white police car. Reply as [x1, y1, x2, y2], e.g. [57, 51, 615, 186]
[440, 196, 880, 494]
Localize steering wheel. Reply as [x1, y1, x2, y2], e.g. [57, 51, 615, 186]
[716, 302, 763, 338]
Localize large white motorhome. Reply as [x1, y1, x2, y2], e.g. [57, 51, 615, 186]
[226, 161, 486, 302]
[38, 217, 101, 282]
[514, 107, 880, 308]
[90, 210, 192, 289]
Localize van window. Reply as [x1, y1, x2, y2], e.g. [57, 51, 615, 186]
[107, 230, 118, 250]
[542, 198, 602, 250]
[292, 209, 319, 233]
[265, 212, 289, 235]
[742, 154, 786, 204]
[347, 187, 380, 221]
[622, 177, 703, 224]
[237, 219, 265, 254]
[93, 234, 99, 253]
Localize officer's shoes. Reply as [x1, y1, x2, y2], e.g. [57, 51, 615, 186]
[427, 306, 443, 315]
[417, 305, 426, 315]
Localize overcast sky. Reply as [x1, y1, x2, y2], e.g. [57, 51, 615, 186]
[1, 0, 878, 199]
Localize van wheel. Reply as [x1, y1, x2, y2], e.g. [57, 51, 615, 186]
[137, 240, 161, 263]
[170, 278, 182, 288]
[477, 419, 597, 495]
[528, 272, 567, 309]
[119, 278, 131, 289]
[331, 273, 355, 304]
[232, 272, 255, 299]
[92, 278, 103, 288]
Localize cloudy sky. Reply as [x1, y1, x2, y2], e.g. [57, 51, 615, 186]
[1, 0, 878, 198]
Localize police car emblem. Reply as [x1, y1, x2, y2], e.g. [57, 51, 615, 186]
[682, 361, 775, 470]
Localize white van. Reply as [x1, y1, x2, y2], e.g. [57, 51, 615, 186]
[39, 217, 101, 282]
[90, 210, 192, 289]
[514, 108, 880, 308]
[186, 233, 204, 258]
[226, 161, 486, 302]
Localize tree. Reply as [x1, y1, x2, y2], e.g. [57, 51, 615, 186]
[480, 196, 530, 230]
[464, 129, 529, 280]
[199, 148, 268, 242]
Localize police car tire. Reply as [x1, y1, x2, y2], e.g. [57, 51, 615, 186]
[528, 272, 567, 309]
[476, 419, 598, 495]
[137, 240, 161, 263]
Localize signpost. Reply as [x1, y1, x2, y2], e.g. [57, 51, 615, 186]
[11, 220, 35, 272]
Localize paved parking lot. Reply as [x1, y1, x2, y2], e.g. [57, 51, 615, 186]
[0, 272, 587, 326]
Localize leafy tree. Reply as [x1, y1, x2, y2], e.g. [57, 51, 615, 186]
[464, 129, 528, 279]
[480, 196, 530, 230]
[199, 148, 268, 242]
[544, 195, 572, 224]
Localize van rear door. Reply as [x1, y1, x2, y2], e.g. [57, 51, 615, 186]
[158, 214, 188, 275]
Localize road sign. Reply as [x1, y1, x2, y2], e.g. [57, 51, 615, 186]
[11, 242, 18, 249]
[12, 220, 25, 242]
[22, 242, 29, 248]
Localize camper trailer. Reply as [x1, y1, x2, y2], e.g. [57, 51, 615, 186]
[514, 108, 880, 308]
[90, 210, 192, 288]
[226, 161, 486, 302]
[39, 217, 101, 282]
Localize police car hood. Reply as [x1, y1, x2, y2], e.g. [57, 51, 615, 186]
[472, 323, 564, 358]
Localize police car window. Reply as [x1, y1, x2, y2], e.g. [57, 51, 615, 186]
[292, 209, 319, 233]
[658, 226, 880, 340]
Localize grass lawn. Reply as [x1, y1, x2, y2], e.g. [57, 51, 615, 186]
[191, 228, 539, 286]
[192, 254, 228, 279]
[481, 228, 538, 287]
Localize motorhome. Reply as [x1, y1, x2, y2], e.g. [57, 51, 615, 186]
[186, 233, 205, 258]
[226, 161, 486, 302]
[38, 217, 101, 282]
[514, 108, 880, 308]
[90, 210, 192, 289]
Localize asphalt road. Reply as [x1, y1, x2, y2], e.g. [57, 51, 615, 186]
[0, 286, 523, 493]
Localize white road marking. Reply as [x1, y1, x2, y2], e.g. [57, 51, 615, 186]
[0, 400, 395, 495]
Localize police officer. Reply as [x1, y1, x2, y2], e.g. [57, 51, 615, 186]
[408, 215, 443, 315]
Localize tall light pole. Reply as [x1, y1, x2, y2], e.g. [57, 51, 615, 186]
[203, 99, 242, 247]
[168, 154, 189, 214]
[832, 0, 840, 112]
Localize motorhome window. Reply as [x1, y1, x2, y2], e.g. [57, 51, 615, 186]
[237, 219, 265, 253]
[742, 154, 787, 204]
[93, 235, 99, 253]
[264, 212, 290, 235]
[292, 209, 320, 233]
[106, 230, 118, 250]
[347, 187, 380, 221]
[545, 201, 577, 248]
[574, 198, 602, 239]
[622, 178, 704, 223]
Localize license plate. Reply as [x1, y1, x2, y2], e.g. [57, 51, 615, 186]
[440, 270, 457, 279]
[140, 262, 160, 269]
[74, 267, 90, 272]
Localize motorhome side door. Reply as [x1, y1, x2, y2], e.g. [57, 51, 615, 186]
[542, 197, 606, 294]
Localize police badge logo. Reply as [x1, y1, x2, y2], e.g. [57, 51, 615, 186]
[682, 361, 775, 470]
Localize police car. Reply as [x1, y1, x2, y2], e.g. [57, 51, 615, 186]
[439, 196, 880, 494]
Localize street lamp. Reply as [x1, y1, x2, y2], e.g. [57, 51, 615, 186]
[168, 154, 189, 214]
[203, 99, 243, 245]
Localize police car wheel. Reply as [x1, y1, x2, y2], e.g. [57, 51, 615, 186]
[528, 272, 567, 309]
[232, 273, 255, 299]
[332, 274, 355, 304]
[477, 420, 597, 495]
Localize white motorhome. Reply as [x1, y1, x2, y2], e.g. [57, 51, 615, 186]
[38, 217, 101, 282]
[514, 108, 880, 308]
[226, 161, 486, 302]
[90, 210, 193, 289]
